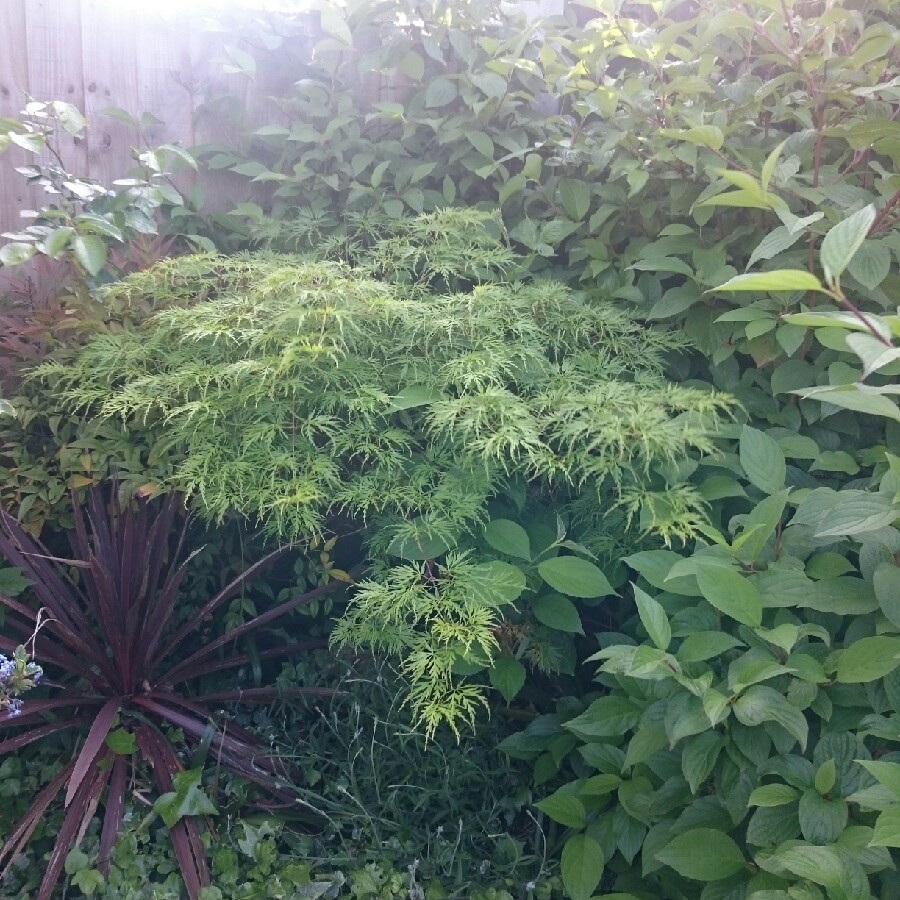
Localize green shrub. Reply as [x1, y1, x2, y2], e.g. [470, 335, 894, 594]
[28, 210, 732, 733]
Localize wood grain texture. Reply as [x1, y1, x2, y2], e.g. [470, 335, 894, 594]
[0, 0, 330, 234]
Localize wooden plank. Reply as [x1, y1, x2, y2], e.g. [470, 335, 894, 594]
[79, 0, 139, 191]
[0, 0, 32, 236]
[24, 0, 87, 175]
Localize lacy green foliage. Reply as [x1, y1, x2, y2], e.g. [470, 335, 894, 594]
[36, 212, 730, 548]
[332, 552, 528, 737]
[28, 211, 732, 736]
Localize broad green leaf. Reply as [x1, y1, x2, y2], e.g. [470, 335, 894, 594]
[847, 239, 891, 290]
[820, 204, 877, 286]
[713, 270, 824, 293]
[9, 131, 44, 153]
[558, 178, 591, 221]
[560, 833, 604, 900]
[483, 519, 531, 560]
[740, 426, 786, 495]
[468, 561, 526, 605]
[43, 226, 74, 257]
[64, 848, 90, 875]
[794, 384, 900, 422]
[537, 556, 614, 598]
[772, 845, 844, 890]
[799, 790, 848, 844]
[424, 77, 457, 108]
[857, 761, 900, 799]
[748, 783, 800, 807]
[579, 774, 622, 796]
[735, 489, 790, 562]
[676, 631, 744, 663]
[874, 563, 900, 629]
[784, 309, 892, 339]
[655, 828, 746, 881]
[466, 132, 494, 158]
[746, 226, 805, 270]
[695, 561, 762, 627]
[72, 234, 107, 276]
[732, 685, 808, 750]
[535, 792, 587, 828]
[660, 125, 724, 150]
[50, 101, 87, 134]
[845, 332, 900, 377]
[871, 808, 900, 848]
[632, 583, 670, 651]
[814, 493, 900, 538]
[489, 657, 526, 703]
[836, 636, 900, 683]
[681, 731, 724, 794]
[533, 594, 583, 634]
[625, 549, 702, 596]
[564, 696, 641, 740]
[320, 12, 352, 45]
[0, 242, 36, 266]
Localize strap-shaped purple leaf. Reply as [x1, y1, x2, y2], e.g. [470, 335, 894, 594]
[64, 697, 120, 807]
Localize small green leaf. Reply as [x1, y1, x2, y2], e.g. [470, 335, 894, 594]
[748, 783, 800, 807]
[152, 768, 217, 827]
[537, 556, 614, 598]
[820, 204, 877, 286]
[532, 593, 583, 634]
[388, 384, 446, 411]
[655, 828, 746, 881]
[632, 583, 670, 651]
[489, 657, 526, 703]
[105, 728, 137, 755]
[713, 270, 824, 293]
[815, 758, 837, 795]
[740, 425, 786, 495]
[560, 833, 604, 900]
[64, 848, 91, 875]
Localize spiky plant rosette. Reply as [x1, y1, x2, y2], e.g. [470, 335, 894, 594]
[0, 487, 345, 899]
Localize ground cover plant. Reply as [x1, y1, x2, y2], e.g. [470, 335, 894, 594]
[0, 486, 347, 899]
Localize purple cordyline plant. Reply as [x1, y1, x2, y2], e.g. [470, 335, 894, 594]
[0, 487, 349, 899]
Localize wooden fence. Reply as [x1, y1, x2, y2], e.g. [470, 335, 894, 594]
[0, 0, 566, 239]
[0, 0, 292, 237]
